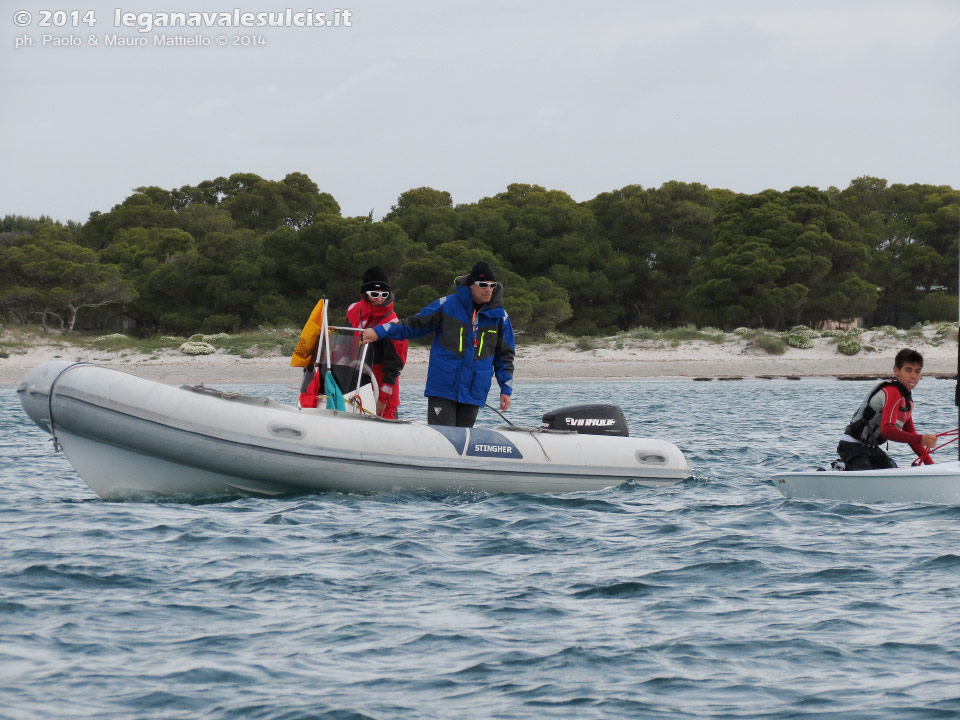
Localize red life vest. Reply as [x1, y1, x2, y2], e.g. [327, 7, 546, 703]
[346, 298, 408, 412]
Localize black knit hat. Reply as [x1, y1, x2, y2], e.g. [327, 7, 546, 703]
[467, 261, 496, 284]
[361, 266, 391, 293]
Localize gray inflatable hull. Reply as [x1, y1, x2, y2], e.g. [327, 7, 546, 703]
[18, 361, 691, 500]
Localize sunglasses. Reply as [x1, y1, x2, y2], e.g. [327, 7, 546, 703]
[366, 290, 390, 299]
[473, 281, 497, 288]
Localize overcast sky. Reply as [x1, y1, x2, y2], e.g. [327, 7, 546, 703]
[2, 0, 957, 224]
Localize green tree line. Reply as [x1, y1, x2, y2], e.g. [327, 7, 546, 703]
[1, 173, 956, 336]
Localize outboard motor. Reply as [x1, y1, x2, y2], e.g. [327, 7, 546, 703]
[540, 403, 629, 437]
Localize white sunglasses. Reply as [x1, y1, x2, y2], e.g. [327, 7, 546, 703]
[366, 290, 389, 299]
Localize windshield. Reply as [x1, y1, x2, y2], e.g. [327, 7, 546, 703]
[320, 329, 373, 393]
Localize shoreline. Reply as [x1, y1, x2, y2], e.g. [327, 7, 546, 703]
[2, 335, 956, 387]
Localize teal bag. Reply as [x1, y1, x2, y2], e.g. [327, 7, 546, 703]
[325, 371, 345, 411]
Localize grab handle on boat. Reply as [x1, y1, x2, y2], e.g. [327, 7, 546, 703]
[267, 422, 305, 440]
[636, 452, 667, 465]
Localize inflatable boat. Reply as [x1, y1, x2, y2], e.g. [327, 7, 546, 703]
[17, 361, 690, 500]
[771, 461, 960, 504]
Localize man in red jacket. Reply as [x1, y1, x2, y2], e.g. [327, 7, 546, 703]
[346, 267, 408, 419]
[837, 348, 937, 470]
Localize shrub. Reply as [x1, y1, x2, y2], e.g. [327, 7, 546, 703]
[92, 333, 136, 351]
[747, 334, 787, 355]
[784, 334, 814, 349]
[876, 325, 898, 335]
[820, 329, 845, 337]
[159, 312, 200, 334]
[202, 333, 230, 343]
[846, 327, 864, 336]
[837, 339, 861, 356]
[201, 314, 240, 334]
[279, 337, 297, 356]
[93, 333, 130, 344]
[179, 341, 216, 356]
[575, 336, 598, 351]
[625, 326, 658, 340]
[787, 328, 821, 339]
[733, 327, 751, 335]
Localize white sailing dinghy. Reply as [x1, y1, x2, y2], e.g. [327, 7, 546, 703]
[772, 241, 960, 504]
[771, 460, 960, 504]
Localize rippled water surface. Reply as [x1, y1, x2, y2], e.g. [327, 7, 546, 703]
[3, 376, 960, 719]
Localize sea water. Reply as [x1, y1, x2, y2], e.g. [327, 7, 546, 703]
[2, 377, 960, 719]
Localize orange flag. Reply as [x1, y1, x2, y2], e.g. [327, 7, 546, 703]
[290, 298, 325, 367]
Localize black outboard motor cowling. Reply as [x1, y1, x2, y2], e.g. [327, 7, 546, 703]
[540, 403, 629, 437]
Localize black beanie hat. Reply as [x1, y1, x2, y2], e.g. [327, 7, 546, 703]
[361, 266, 391, 293]
[467, 261, 496, 284]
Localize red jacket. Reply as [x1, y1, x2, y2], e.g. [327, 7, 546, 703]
[878, 384, 933, 465]
[346, 298, 408, 410]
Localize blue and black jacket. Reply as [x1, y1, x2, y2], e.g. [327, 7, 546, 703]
[374, 276, 515, 406]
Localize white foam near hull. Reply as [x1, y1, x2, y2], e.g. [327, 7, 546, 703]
[18, 361, 691, 500]
[771, 460, 960, 504]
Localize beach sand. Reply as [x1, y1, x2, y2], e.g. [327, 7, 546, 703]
[1, 331, 956, 387]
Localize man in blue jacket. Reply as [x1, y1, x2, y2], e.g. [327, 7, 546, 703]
[361, 261, 515, 427]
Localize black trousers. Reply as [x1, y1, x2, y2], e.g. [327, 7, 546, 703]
[837, 440, 898, 471]
[427, 397, 480, 427]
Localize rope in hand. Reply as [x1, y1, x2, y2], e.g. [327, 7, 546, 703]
[483, 403, 515, 426]
[911, 428, 958, 465]
[931, 429, 959, 453]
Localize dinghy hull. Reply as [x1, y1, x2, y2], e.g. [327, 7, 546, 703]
[771, 461, 960, 504]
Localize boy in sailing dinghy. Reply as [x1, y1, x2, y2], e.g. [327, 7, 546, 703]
[837, 348, 937, 470]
